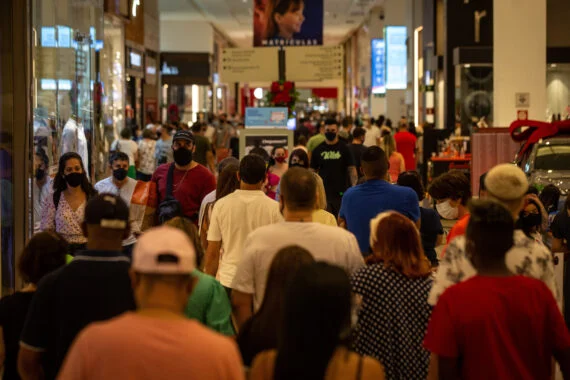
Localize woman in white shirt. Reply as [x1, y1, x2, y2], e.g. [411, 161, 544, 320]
[111, 127, 139, 179]
[41, 152, 97, 255]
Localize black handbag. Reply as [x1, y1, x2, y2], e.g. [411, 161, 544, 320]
[158, 163, 183, 224]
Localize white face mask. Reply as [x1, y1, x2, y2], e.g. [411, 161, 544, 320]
[436, 200, 459, 220]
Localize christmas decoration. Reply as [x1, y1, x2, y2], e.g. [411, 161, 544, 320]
[265, 81, 299, 117]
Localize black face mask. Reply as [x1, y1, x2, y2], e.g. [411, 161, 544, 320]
[521, 213, 541, 229]
[325, 132, 337, 141]
[173, 148, 193, 166]
[65, 172, 83, 188]
[35, 168, 46, 181]
[113, 168, 128, 181]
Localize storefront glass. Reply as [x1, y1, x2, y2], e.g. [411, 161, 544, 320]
[455, 64, 493, 129]
[164, 85, 211, 124]
[547, 64, 570, 120]
[101, 15, 125, 167]
[31, 0, 103, 233]
[0, 0, 16, 293]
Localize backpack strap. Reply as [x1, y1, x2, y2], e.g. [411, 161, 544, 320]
[166, 163, 176, 197]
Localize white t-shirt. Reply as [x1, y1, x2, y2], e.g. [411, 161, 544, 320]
[232, 222, 365, 311]
[111, 139, 139, 167]
[198, 189, 216, 233]
[94, 177, 138, 246]
[207, 190, 282, 287]
[363, 125, 381, 147]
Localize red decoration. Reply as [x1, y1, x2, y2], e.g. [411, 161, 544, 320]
[266, 80, 299, 117]
[510, 118, 570, 158]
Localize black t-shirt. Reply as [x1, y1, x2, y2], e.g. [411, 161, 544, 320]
[20, 250, 136, 380]
[420, 207, 444, 265]
[0, 292, 35, 380]
[552, 211, 570, 248]
[310, 141, 355, 198]
[348, 143, 367, 178]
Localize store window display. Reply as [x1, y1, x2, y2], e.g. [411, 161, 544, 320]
[31, 0, 103, 234]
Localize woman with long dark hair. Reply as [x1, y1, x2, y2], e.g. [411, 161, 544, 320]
[397, 171, 443, 266]
[250, 262, 384, 380]
[351, 212, 432, 380]
[238, 245, 315, 366]
[199, 163, 240, 250]
[40, 152, 97, 255]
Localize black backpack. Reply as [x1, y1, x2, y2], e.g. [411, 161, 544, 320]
[157, 163, 183, 224]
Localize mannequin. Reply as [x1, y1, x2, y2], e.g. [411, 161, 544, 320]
[61, 115, 89, 178]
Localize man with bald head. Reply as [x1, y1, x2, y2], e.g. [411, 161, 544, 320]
[231, 167, 364, 328]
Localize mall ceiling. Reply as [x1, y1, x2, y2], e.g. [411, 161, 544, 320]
[159, 0, 382, 47]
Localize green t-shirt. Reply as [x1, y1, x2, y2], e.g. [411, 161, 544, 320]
[186, 270, 234, 336]
[307, 134, 326, 152]
[193, 135, 211, 167]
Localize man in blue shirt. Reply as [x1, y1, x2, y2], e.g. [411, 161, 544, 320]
[339, 146, 420, 255]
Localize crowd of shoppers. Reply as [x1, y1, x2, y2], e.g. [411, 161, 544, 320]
[11, 110, 570, 380]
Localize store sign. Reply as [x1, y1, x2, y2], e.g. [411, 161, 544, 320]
[285, 45, 343, 82]
[127, 47, 144, 77]
[146, 56, 157, 86]
[221, 48, 279, 83]
[385, 26, 407, 90]
[161, 63, 179, 75]
[160, 52, 211, 85]
[130, 52, 142, 67]
[245, 108, 288, 128]
[371, 39, 386, 95]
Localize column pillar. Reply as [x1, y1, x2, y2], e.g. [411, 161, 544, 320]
[494, 0, 546, 125]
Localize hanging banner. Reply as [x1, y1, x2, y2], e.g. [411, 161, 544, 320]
[254, 0, 323, 47]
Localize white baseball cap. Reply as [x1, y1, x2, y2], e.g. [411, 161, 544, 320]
[485, 163, 529, 201]
[132, 226, 196, 274]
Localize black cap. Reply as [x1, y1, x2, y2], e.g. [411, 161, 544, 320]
[173, 130, 195, 144]
[84, 193, 129, 229]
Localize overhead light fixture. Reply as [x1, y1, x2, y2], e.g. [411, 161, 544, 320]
[254, 88, 264, 100]
[551, 64, 558, 68]
[465, 64, 471, 68]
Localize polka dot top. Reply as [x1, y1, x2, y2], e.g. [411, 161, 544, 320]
[40, 191, 87, 244]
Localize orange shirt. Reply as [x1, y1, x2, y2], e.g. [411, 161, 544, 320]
[447, 214, 471, 244]
[58, 313, 244, 380]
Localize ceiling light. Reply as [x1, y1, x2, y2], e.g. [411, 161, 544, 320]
[551, 64, 557, 68]
[465, 64, 471, 68]
[254, 88, 264, 100]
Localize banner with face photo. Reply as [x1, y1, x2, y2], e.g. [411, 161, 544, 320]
[254, 0, 323, 47]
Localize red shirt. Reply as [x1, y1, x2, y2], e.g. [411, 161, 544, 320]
[394, 131, 417, 171]
[152, 163, 216, 223]
[424, 276, 570, 380]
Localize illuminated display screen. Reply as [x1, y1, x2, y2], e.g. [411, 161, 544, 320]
[385, 26, 407, 90]
[371, 39, 386, 95]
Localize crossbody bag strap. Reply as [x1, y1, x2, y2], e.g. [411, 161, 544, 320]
[166, 163, 176, 197]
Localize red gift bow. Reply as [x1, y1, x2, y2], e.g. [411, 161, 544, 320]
[509, 119, 570, 157]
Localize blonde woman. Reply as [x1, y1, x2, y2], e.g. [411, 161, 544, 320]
[312, 172, 338, 226]
[381, 131, 405, 183]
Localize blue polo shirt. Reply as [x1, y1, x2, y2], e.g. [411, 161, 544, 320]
[339, 179, 420, 254]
